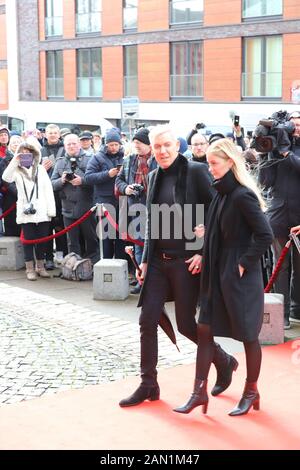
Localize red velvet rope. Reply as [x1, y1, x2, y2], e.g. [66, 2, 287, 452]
[264, 241, 291, 293]
[103, 208, 144, 247]
[0, 203, 16, 220]
[20, 206, 97, 245]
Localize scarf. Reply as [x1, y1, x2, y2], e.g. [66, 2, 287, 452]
[134, 153, 151, 191]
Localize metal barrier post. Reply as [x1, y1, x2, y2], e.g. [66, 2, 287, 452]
[97, 203, 104, 260]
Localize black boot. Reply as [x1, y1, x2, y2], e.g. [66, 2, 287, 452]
[228, 381, 260, 416]
[119, 384, 160, 407]
[211, 343, 239, 396]
[173, 379, 208, 414]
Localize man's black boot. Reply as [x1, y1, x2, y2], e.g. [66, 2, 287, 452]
[211, 343, 238, 396]
[119, 384, 160, 407]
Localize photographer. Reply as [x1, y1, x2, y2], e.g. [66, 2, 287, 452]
[2, 141, 56, 280]
[85, 128, 125, 260]
[51, 134, 99, 264]
[115, 127, 157, 293]
[258, 111, 300, 328]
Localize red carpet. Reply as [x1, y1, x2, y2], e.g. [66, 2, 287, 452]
[0, 341, 299, 449]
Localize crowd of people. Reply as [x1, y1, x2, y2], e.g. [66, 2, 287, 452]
[0, 114, 299, 417]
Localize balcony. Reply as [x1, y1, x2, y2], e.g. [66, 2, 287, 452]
[77, 77, 103, 98]
[76, 13, 101, 34]
[124, 75, 138, 97]
[46, 78, 64, 98]
[170, 74, 203, 98]
[242, 72, 282, 98]
[45, 16, 63, 37]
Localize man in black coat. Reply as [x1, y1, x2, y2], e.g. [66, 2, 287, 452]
[258, 111, 300, 329]
[119, 125, 238, 407]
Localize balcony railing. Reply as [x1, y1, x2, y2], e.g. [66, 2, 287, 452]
[77, 77, 103, 98]
[76, 13, 101, 34]
[46, 78, 64, 98]
[242, 72, 282, 98]
[124, 75, 138, 97]
[170, 74, 203, 98]
[45, 16, 63, 37]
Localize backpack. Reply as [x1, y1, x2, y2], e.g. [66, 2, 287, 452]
[60, 252, 93, 281]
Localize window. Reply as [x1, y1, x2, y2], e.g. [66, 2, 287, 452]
[123, 0, 137, 30]
[242, 0, 282, 19]
[76, 0, 102, 34]
[77, 49, 102, 98]
[170, 42, 203, 98]
[242, 36, 282, 98]
[124, 46, 138, 97]
[170, 0, 203, 26]
[45, 0, 63, 37]
[46, 51, 63, 98]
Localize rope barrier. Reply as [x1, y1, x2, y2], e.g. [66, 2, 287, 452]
[0, 203, 16, 220]
[20, 206, 97, 245]
[264, 240, 291, 293]
[102, 207, 144, 247]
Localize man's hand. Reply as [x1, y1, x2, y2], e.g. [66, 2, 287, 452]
[125, 185, 136, 196]
[186, 254, 202, 275]
[290, 225, 300, 236]
[42, 158, 54, 172]
[137, 262, 147, 284]
[108, 168, 119, 178]
[70, 175, 82, 186]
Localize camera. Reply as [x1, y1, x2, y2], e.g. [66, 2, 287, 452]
[23, 202, 36, 215]
[65, 172, 75, 181]
[251, 110, 295, 153]
[131, 183, 144, 198]
[195, 123, 206, 130]
[233, 115, 240, 127]
[65, 157, 78, 181]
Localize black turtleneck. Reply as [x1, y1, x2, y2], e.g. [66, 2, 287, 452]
[212, 169, 240, 196]
[154, 156, 186, 254]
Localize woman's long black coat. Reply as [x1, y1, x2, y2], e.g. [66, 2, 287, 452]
[199, 171, 273, 342]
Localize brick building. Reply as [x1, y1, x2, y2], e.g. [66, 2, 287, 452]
[1, 0, 300, 133]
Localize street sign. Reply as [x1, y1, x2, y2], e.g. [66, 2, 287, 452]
[121, 97, 139, 119]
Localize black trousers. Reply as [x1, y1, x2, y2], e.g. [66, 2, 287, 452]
[22, 222, 50, 262]
[139, 255, 200, 386]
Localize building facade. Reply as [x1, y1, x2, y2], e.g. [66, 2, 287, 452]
[1, 0, 300, 133]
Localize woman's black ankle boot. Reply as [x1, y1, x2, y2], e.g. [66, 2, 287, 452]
[228, 380, 260, 416]
[173, 379, 208, 414]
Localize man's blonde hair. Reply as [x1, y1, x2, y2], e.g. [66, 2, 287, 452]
[149, 124, 178, 145]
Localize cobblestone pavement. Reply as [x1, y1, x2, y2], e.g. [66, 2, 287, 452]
[0, 283, 196, 406]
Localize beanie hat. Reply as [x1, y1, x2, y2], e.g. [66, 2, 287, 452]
[105, 127, 122, 144]
[0, 126, 10, 136]
[60, 127, 71, 138]
[177, 136, 188, 154]
[208, 133, 225, 145]
[133, 127, 150, 145]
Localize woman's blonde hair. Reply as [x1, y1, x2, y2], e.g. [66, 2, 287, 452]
[207, 138, 266, 211]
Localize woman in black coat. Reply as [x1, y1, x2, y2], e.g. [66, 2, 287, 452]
[174, 138, 273, 417]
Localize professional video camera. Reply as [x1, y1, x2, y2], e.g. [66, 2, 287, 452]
[131, 183, 144, 198]
[251, 110, 295, 153]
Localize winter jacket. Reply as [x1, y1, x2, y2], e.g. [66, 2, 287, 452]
[2, 143, 56, 225]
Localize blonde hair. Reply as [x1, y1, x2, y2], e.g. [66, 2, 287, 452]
[207, 138, 266, 211]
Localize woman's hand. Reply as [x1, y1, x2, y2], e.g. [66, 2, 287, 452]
[137, 262, 147, 284]
[194, 224, 205, 239]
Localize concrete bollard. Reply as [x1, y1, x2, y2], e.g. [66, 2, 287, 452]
[93, 259, 129, 300]
[259, 293, 284, 345]
[0, 236, 25, 270]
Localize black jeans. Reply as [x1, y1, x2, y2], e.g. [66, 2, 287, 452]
[22, 222, 50, 262]
[139, 255, 200, 386]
